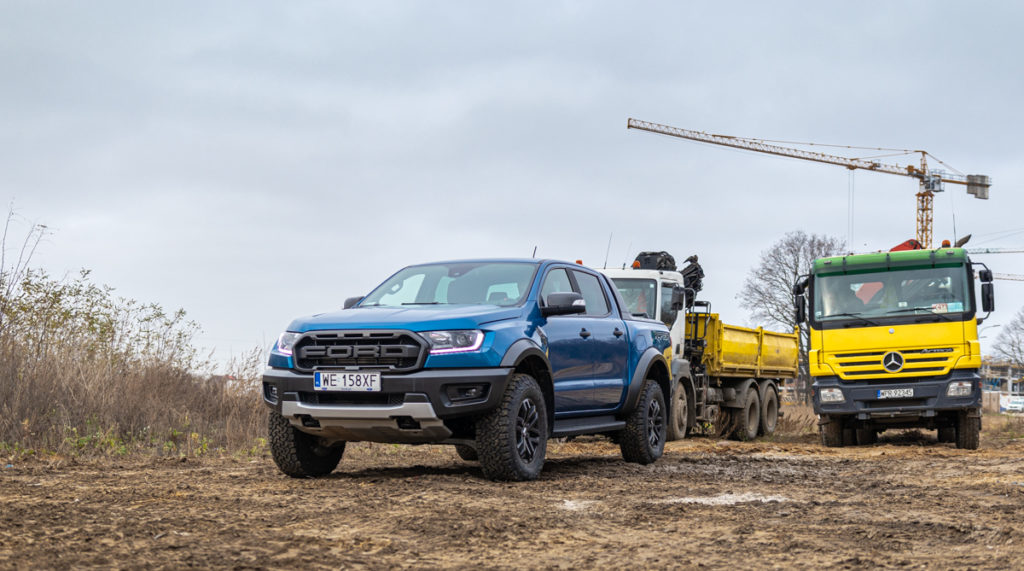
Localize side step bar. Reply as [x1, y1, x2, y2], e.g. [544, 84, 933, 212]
[552, 415, 625, 438]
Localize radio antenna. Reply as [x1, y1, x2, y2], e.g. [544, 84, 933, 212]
[603, 233, 613, 268]
[531, 246, 537, 258]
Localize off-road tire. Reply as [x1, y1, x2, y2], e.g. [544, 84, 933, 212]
[937, 427, 955, 443]
[666, 382, 691, 441]
[855, 428, 878, 445]
[268, 410, 344, 478]
[820, 415, 845, 447]
[476, 373, 548, 481]
[955, 412, 980, 450]
[620, 380, 667, 464]
[454, 444, 478, 462]
[734, 387, 761, 441]
[759, 385, 779, 436]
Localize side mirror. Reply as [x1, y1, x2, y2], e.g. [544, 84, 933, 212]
[344, 296, 364, 309]
[792, 276, 809, 295]
[979, 269, 993, 283]
[981, 283, 995, 312]
[795, 295, 807, 323]
[542, 292, 586, 316]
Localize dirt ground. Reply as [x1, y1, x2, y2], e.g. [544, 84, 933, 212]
[3, 409, 1024, 570]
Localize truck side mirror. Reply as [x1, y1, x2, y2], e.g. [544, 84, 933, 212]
[795, 295, 807, 323]
[979, 269, 993, 283]
[344, 296, 364, 309]
[981, 283, 995, 312]
[792, 276, 809, 295]
[542, 292, 586, 316]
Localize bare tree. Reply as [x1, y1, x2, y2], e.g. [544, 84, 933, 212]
[992, 307, 1024, 367]
[738, 230, 845, 331]
[738, 231, 845, 403]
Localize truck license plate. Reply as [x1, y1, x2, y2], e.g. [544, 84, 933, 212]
[314, 372, 381, 392]
[877, 388, 913, 399]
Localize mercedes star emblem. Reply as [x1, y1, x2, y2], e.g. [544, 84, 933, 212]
[882, 351, 904, 373]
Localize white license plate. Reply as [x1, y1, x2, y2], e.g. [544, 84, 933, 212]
[877, 388, 914, 399]
[314, 371, 381, 392]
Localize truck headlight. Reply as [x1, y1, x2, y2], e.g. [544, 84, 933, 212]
[946, 381, 973, 397]
[276, 332, 301, 356]
[819, 387, 845, 403]
[421, 330, 484, 354]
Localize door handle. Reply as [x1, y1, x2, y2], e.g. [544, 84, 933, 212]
[613, 328, 624, 338]
[579, 328, 591, 339]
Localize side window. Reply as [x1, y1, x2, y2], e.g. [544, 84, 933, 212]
[540, 268, 573, 304]
[573, 271, 610, 316]
[660, 284, 678, 326]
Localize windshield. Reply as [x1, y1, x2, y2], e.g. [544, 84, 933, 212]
[812, 265, 971, 322]
[611, 278, 658, 319]
[360, 262, 538, 307]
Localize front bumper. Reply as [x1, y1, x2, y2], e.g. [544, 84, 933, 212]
[262, 367, 514, 443]
[812, 370, 981, 424]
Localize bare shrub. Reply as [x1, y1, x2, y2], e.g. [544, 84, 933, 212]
[0, 214, 265, 457]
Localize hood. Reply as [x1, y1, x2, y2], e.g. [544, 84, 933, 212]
[288, 305, 524, 332]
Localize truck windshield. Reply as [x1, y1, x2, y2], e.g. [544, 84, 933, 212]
[611, 278, 658, 319]
[360, 262, 538, 307]
[812, 265, 971, 322]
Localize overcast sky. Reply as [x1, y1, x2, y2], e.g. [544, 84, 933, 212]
[3, 1, 1023, 368]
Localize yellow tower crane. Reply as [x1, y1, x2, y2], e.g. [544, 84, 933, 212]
[627, 118, 992, 248]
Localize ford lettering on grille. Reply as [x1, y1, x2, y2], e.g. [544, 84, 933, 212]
[292, 330, 426, 372]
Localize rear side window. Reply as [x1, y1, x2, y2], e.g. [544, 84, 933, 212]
[573, 271, 610, 316]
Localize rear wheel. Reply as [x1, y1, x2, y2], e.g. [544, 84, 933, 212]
[955, 412, 980, 450]
[759, 384, 779, 436]
[937, 427, 955, 443]
[620, 380, 667, 464]
[476, 374, 548, 481]
[666, 382, 691, 441]
[454, 444, 478, 461]
[268, 411, 345, 478]
[820, 415, 845, 448]
[734, 387, 761, 441]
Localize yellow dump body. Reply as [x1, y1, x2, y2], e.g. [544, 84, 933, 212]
[686, 313, 798, 379]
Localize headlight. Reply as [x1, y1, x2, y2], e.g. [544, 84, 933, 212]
[819, 387, 845, 403]
[276, 332, 301, 356]
[421, 330, 484, 354]
[946, 381, 973, 397]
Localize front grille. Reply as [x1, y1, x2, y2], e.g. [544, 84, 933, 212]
[293, 330, 426, 372]
[831, 348, 956, 379]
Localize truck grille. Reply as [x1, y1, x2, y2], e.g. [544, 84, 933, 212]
[293, 330, 426, 373]
[831, 348, 956, 380]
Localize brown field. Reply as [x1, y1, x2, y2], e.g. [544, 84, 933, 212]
[3, 407, 1024, 569]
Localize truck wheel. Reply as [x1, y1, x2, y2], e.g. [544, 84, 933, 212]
[620, 380, 667, 464]
[937, 427, 955, 443]
[855, 428, 877, 445]
[454, 444, 478, 462]
[759, 385, 779, 436]
[734, 387, 761, 441]
[476, 373, 548, 481]
[268, 410, 344, 478]
[820, 415, 845, 447]
[667, 382, 690, 441]
[955, 413, 980, 450]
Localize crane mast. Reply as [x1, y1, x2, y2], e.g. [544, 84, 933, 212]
[627, 118, 991, 248]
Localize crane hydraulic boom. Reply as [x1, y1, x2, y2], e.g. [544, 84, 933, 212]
[627, 118, 991, 248]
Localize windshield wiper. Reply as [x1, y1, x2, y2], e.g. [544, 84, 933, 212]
[826, 312, 878, 326]
[401, 302, 444, 305]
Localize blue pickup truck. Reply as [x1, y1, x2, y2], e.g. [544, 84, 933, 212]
[262, 259, 674, 481]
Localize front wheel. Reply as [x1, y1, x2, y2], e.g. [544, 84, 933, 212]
[666, 382, 690, 441]
[268, 410, 345, 478]
[955, 412, 980, 450]
[820, 415, 845, 448]
[476, 374, 548, 481]
[620, 380, 667, 465]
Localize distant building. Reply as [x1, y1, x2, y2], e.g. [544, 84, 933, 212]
[980, 357, 1024, 393]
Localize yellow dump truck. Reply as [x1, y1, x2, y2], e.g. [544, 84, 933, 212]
[601, 251, 799, 440]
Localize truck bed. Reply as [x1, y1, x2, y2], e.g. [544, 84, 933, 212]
[686, 313, 798, 379]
